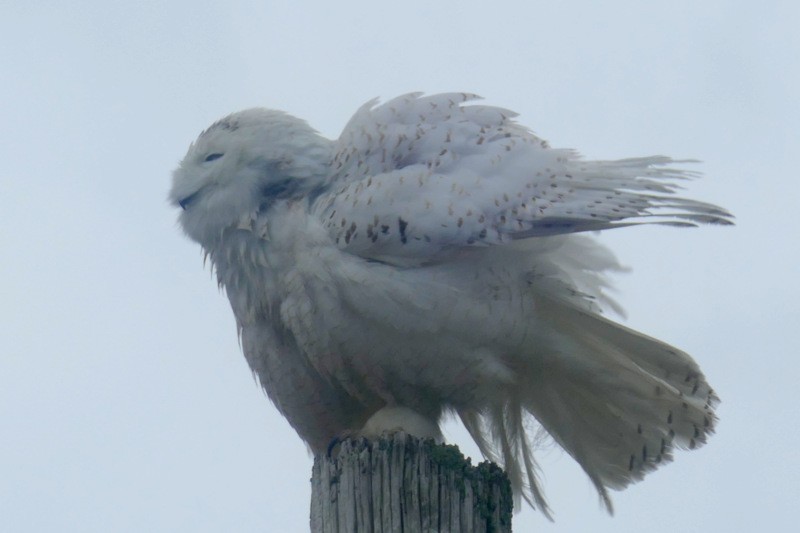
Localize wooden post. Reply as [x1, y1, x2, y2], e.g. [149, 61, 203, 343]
[310, 432, 513, 532]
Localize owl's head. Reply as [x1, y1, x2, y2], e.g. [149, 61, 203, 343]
[170, 108, 332, 246]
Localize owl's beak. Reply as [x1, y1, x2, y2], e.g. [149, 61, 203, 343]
[178, 192, 200, 210]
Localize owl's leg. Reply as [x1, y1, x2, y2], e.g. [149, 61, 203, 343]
[358, 406, 444, 443]
[325, 406, 443, 457]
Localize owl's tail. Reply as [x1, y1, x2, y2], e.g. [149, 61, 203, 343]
[459, 296, 718, 518]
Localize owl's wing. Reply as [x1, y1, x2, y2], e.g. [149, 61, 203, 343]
[311, 93, 731, 265]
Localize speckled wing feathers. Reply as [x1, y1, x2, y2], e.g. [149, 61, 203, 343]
[314, 93, 731, 265]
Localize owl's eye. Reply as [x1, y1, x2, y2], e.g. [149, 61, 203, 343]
[204, 153, 224, 162]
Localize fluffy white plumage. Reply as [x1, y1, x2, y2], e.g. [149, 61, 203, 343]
[170, 93, 731, 517]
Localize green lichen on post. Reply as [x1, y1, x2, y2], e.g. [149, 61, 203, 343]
[474, 461, 513, 532]
[426, 440, 471, 496]
[424, 439, 513, 529]
[427, 440, 471, 469]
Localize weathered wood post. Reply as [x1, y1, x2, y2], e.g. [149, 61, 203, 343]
[310, 432, 513, 532]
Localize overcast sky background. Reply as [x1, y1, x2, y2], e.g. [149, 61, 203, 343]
[2, 1, 798, 531]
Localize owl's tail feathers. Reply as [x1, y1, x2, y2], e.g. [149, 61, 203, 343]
[460, 296, 718, 517]
[460, 401, 555, 519]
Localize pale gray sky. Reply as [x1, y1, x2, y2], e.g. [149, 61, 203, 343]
[2, 1, 798, 531]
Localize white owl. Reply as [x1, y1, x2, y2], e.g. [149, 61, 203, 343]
[170, 93, 731, 517]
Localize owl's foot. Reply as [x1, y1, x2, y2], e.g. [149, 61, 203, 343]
[358, 406, 444, 443]
[326, 406, 443, 457]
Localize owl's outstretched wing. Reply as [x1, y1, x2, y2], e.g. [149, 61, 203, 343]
[312, 93, 731, 265]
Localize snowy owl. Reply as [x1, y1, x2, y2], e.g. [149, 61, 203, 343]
[170, 93, 731, 517]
